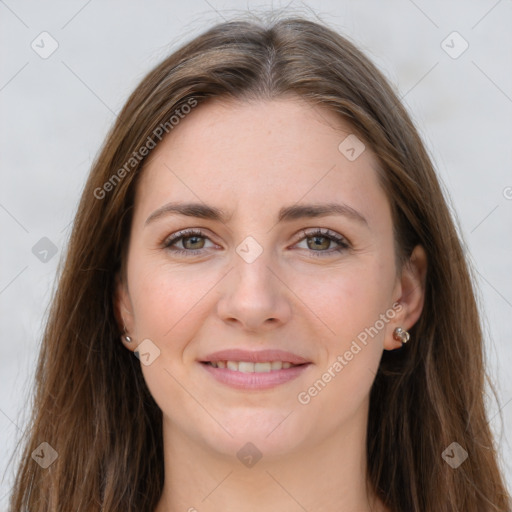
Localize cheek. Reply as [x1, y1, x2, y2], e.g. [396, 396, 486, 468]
[128, 255, 210, 339]
[127, 259, 217, 424]
[298, 254, 394, 341]
[297, 255, 394, 397]
[295, 288, 389, 432]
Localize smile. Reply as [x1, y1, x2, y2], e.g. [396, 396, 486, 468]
[200, 360, 311, 390]
[204, 360, 301, 372]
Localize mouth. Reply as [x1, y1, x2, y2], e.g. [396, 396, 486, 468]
[198, 349, 312, 390]
[201, 360, 304, 372]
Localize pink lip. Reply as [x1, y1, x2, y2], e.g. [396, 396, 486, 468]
[200, 349, 310, 365]
[200, 362, 311, 390]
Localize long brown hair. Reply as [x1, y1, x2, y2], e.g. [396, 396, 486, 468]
[8, 14, 510, 511]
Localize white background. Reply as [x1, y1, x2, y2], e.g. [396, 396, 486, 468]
[1, 0, 511, 505]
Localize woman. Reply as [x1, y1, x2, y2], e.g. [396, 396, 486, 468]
[9, 15, 511, 512]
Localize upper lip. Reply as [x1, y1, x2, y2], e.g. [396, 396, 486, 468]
[200, 349, 310, 365]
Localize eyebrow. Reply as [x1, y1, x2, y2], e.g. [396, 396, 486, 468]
[145, 201, 368, 227]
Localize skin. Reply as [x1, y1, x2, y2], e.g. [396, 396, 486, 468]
[116, 97, 427, 512]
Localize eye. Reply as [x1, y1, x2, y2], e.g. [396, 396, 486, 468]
[162, 229, 216, 255]
[294, 228, 350, 257]
[162, 228, 350, 258]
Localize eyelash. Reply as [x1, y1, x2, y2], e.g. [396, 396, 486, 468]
[162, 228, 350, 258]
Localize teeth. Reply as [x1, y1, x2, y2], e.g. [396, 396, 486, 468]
[254, 362, 271, 372]
[209, 361, 298, 372]
[238, 362, 254, 373]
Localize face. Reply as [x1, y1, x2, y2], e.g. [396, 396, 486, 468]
[117, 97, 424, 461]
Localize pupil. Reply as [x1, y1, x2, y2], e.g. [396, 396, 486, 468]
[309, 236, 329, 250]
[184, 236, 203, 249]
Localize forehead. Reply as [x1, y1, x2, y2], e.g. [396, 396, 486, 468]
[135, 98, 390, 228]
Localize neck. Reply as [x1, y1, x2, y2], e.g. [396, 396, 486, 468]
[154, 401, 388, 512]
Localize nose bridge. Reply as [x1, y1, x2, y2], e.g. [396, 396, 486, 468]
[216, 236, 292, 331]
[234, 245, 273, 290]
[231, 240, 278, 303]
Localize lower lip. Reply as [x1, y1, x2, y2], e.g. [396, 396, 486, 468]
[200, 362, 311, 390]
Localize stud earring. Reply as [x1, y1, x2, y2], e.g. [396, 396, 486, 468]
[122, 324, 133, 343]
[393, 327, 410, 344]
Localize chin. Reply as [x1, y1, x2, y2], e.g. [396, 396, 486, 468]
[199, 410, 311, 461]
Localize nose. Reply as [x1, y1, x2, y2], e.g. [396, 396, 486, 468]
[216, 250, 292, 333]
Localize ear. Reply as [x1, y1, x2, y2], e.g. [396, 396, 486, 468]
[114, 273, 136, 351]
[384, 244, 428, 351]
